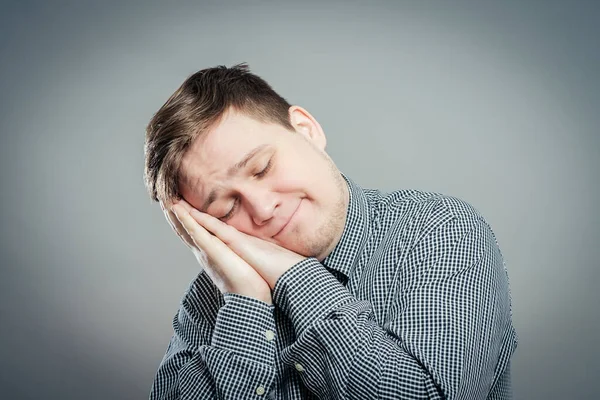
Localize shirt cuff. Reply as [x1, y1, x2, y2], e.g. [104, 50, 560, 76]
[272, 257, 354, 335]
[211, 293, 277, 365]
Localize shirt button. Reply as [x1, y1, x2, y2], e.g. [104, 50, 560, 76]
[256, 386, 265, 395]
[264, 330, 275, 341]
[295, 362, 305, 372]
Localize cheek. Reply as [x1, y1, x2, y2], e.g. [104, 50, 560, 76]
[226, 214, 262, 237]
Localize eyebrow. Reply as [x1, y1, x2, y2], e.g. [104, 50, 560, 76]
[199, 144, 269, 212]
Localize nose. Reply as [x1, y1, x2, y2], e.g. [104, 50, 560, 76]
[241, 186, 278, 226]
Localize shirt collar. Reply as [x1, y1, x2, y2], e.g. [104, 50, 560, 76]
[321, 172, 371, 278]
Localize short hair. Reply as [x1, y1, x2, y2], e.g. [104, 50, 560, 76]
[143, 63, 293, 204]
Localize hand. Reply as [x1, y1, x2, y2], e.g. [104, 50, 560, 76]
[183, 202, 307, 290]
[159, 200, 199, 254]
[163, 199, 273, 304]
[160, 200, 214, 273]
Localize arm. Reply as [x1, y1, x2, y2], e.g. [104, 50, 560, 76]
[150, 273, 277, 400]
[272, 215, 517, 399]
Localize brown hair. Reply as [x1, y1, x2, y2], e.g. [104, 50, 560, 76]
[143, 63, 294, 204]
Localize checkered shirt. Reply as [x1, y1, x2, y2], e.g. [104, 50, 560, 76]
[149, 173, 518, 399]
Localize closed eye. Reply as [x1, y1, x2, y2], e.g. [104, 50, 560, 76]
[255, 158, 272, 178]
[219, 157, 273, 221]
[219, 197, 239, 221]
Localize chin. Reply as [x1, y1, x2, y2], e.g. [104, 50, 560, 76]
[274, 235, 308, 254]
[293, 235, 331, 259]
[272, 218, 336, 258]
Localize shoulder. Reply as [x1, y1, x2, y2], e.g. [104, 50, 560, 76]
[371, 188, 505, 282]
[373, 188, 486, 232]
[366, 188, 500, 263]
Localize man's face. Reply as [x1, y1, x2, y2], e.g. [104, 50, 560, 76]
[178, 106, 349, 261]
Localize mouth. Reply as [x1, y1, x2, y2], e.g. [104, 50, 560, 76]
[274, 199, 302, 238]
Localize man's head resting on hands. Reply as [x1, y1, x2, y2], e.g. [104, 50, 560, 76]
[144, 63, 349, 261]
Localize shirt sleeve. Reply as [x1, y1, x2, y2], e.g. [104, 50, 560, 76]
[272, 214, 517, 399]
[149, 274, 278, 400]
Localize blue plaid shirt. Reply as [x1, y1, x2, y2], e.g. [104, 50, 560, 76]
[150, 173, 517, 399]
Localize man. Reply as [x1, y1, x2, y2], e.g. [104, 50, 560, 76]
[144, 64, 517, 399]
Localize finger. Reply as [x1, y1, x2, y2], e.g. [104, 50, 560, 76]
[172, 204, 263, 285]
[173, 198, 230, 240]
[189, 208, 238, 243]
[160, 201, 196, 249]
[172, 206, 238, 269]
[175, 198, 195, 212]
[166, 209, 197, 248]
[160, 200, 178, 229]
[172, 204, 215, 249]
[160, 201, 179, 233]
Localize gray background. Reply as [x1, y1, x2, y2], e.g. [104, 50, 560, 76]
[1, 1, 598, 399]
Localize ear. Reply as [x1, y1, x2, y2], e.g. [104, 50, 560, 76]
[288, 105, 327, 151]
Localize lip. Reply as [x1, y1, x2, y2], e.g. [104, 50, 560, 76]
[274, 199, 302, 238]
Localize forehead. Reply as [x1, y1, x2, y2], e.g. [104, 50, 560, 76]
[179, 110, 280, 192]
[201, 111, 272, 154]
